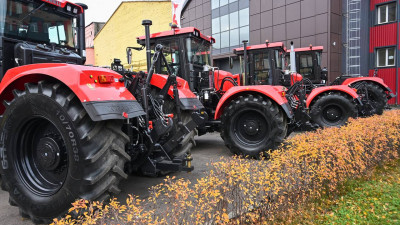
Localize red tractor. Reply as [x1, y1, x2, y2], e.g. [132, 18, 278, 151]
[0, 0, 204, 223]
[286, 45, 396, 116]
[232, 40, 361, 129]
[135, 25, 361, 157]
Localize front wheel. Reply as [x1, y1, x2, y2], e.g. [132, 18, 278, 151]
[310, 92, 357, 128]
[220, 95, 287, 158]
[0, 81, 130, 223]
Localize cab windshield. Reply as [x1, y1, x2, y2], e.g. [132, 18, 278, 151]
[0, 0, 76, 49]
[186, 37, 211, 66]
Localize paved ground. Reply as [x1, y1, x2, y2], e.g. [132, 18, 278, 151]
[0, 133, 231, 225]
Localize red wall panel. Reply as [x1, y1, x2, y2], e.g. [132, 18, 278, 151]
[369, 68, 398, 104]
[370, 0, 394, 11]
[369, 23, 398, 52]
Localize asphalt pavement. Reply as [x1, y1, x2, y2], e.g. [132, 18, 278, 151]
[0, 132, 231, 225]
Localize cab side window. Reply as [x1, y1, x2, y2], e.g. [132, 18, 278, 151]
[299, 54, 313, 79]
[159, 39, 181, 76]
[253, 52, 270, 85]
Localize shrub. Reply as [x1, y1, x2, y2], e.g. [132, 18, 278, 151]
[52, 110, 400, 225]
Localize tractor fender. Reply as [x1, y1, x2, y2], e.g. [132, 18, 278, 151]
[306, 85, 360, 108]
[214, 85, 293, 120]
[0, 63, 145, 121]
[341, 77, 395, 98]
[150, 74, 204, 110]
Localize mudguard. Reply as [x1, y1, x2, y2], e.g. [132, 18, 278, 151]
[306, 85, 360, 108]
[214, 85, 293, 120]
[150, 74, 204, 110]
[341, 77, 395, 99]
[0, 63, 145, 121]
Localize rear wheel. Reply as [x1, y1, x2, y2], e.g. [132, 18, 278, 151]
[0, 81, 130, 223]
[353, 82, 387, 116]
[310, 92, 357, 128]
[221, 94, 287, 158]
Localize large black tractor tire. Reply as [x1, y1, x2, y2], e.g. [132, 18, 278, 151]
[151, 88, 196, 158]
[0, 81, 130, 223]
[353, 82, 387, 116]
[220, 94, 287, 158]
[162, 102, 196, 158]
[310, 92, 357, 128]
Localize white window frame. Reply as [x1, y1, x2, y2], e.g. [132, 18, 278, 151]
[376, 47, 396, 67]
[378, 3, 396, 24]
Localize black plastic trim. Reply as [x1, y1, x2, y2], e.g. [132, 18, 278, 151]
[179, 97, 204, 110]
[280, 102, 294, 119]
[82, 100, 145, 121]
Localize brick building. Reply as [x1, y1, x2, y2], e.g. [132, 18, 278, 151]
[85, 22, 105, 65]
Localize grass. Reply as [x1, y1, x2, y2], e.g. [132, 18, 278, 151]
[292, 160, 400, 225]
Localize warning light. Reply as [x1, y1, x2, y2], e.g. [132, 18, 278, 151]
[122, 112, 129, 118]
[98, 75, 114, 84]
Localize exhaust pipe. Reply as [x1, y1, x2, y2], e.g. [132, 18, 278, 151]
[243, 40, 249, 85]
[76, 3, 88, 63]
[142, 20, 152, 72]
[290, 41, 297, 73]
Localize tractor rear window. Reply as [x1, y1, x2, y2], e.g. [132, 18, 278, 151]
[253, 52, 271, 85]
[2, 0, 76, 49]
[299, 54, 314, 79]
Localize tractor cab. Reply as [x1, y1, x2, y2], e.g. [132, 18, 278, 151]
[233, 41, 291, 86]
[0, 0, 87, 80]
[137, 27, 215, 94]
[286, 46, 327, 84]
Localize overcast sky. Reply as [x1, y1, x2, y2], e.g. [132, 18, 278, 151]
[71, 0, 124, 26]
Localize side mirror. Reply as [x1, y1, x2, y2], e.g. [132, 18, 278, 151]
[126, 48, 132, 65]
[229, 56, 234, 69]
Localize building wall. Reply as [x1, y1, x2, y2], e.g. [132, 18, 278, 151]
[369, 0, 399, 104]
[181, 0, 343, 82]
[94, 1, 172, 69]
[181, 0, 212, 36]
[85, 22, 105, 65]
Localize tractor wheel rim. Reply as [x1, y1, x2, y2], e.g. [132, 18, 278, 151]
[234, 110, 269, 146]
[323, 105, 343, 122]
[15, 117, 68, 197]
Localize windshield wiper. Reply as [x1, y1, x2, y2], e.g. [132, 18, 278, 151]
[19, 3, 45, 23]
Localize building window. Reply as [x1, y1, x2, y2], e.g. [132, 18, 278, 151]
[211, 0, 249, 54]
[376, 47, 395, 67]
[377, 3, 396, 24]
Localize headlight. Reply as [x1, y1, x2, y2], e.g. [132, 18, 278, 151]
[66, 5, 71, 11]
[73, 7, 78, 14]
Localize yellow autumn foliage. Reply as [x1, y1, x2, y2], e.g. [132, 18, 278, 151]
[52, 110, 400, 225]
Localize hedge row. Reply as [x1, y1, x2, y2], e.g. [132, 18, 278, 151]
[52, 110, 400, 225]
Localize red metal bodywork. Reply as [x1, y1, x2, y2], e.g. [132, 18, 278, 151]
[287, 46, 324, 53]
[290, 73, 303, 86]
[214, 85, 288, 119]
[149, 74, 197, 98]
[0, 64, 135, 113]
[40, 0, 83, 13]
[234, 42, 286, 53]
[306, 85, 360, 108]
[341, 77, 390, 89]
[137, 27, 215, 43]
[213, 70, 241, 92]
